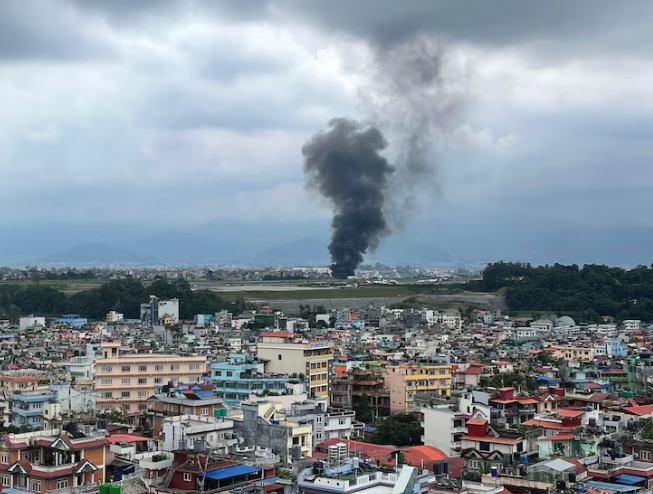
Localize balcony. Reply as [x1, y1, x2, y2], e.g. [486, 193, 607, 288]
[111, 442, 136, 455]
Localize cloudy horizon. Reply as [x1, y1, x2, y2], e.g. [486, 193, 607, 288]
[2, 1, 653, 264]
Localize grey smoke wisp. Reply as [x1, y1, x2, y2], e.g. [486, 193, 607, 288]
[303, 119, 394, 279]
[304, 36, 464, 278]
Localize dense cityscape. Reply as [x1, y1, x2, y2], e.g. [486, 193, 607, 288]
[3, 2, 653, 494]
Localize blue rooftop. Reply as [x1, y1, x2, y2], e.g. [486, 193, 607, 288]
[199, 465, 260, 480]
[616, 474, 646, 485]
[585, 482, 639, 492]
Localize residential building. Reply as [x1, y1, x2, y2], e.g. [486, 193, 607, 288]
[94, 341, 206, 413]
[256, 332, 334, 402]
[0, 427, 108, 493]
[233, 400, 313, 461]
[384, 362, 452, 413]
[11, 391, 56, 431]
[331, 368, 390, 417]
[55, 315, 88, 328]
[488, 387, 537, 426]
[162, 414, 241, 454]
[209, 353, 300, 401]
[18, 315, 46, 331]
[148, 387, 227, 436]
[0, 372, 42, 394]
[624, 320, 641, 331]
[421, 406, 470, 457]
[461, 418, 526, 473]
[283, 402, 364, 445]
[105, 311, 124, 323]
[140, 297, 180, 325]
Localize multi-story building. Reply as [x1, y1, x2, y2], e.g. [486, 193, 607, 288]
[162, 414, 241, 454]
[256, 332, 334, 402]
[105, 311, 124, 323]
[148, 388, 227, 436]
[0, 372, 43, 394]
[11, 391, 56, 431]
[140, 297, 180, 325]
[0, 427, 108, 493]
[461, 418, 526, 473]
[283, 401, 364, 445]
[421, 406, 470, 457]
[94, 342, 206, 413]
[384, 362, 452, 413]
[208, 353, 300, 401]
[331, 368, 390, 417]
[55, 315, 88, 328]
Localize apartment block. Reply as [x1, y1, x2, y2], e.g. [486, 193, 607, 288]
[94, 342, 206, 413]
[256, 331, 334, 402]
[384, 362, 452, 413]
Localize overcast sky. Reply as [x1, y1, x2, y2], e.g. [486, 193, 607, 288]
[2, 0, 653, 234]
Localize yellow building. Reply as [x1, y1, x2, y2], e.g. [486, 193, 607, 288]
[256, 331, 334, 402]
[384, 363, 452, 413]
[95, 342, 206, 413]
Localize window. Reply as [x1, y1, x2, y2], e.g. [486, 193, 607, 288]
[122, 366, 131, 372]
[155, 365, 164, 371]
[101, 366, 112, 372]
[641, 450, 651, 460]
[189, 364, 200, 370]
[226, 371, 233, 377]
[138, 378, 147, 384]
[278, 354, 282, 360]
[31, 480, 41, 492]
[171, 365, 179, 371]
[139, 404, 147, 410]
[215, 371, 222, 376]
[1, 475, 10, 487]
[103, 392, 113, 399]
[480, 442, 490, 452]
[139, 365, 148, 372]
[32, 417, 42, 424]
[469, 460, 480, 470]
[122, 379, 131, 385]
[101, 379, 113, 385]
[338, 418, 346, 425]
[122, 391, 130, 398]
[184, 408, 191, 414]
[138, 391, 148, 397]
[200, 408, 209, 415]
[32, 403, 42, 409]
[154, 378, 163, 384]
[0, 452, 9, 464]
[57, 479, 68, 489]
[189, 376, 200, 383]
[124, 404, 131, 410]
[183, 473, 192, 482]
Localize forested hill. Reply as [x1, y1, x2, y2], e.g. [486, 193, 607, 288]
[479, 261, 653, 322]
[0, 278, 242, 321]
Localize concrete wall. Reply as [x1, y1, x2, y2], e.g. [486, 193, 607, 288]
[235, 404, 290, 461]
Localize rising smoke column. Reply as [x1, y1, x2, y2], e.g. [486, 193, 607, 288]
[303, 118, 394, 279]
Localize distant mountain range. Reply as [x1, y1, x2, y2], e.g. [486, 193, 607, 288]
[3, 220, 653, 268]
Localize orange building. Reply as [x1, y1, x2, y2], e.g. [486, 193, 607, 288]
[0, 430, 107, 493]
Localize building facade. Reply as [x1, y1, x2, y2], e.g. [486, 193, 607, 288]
[94, 342, 206, 413]
[384, 363, 452, 413]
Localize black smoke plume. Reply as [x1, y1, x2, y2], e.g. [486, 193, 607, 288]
[303, 118, 394, 279]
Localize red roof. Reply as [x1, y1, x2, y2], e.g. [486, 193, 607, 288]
[401, 446, 447, 465]
[557, 409, 585, 418]
[448, 457, 465, 479]
[261, 331, 292, 338]
[462, 435, 523, 445]
[499, 387, 515, 392]
[107, 434, 150, 444]
[316, 439, 396, 458]
[585, 383, 603, 389]
[539, 433, 575, 441]
[521, 420, 572, 430]
[465, 367, 482, 374]
[466, 418, 488, 426]
[622, 404, 653, 417]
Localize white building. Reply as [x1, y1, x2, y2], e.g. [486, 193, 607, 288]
[64, 355, 95, 384]
[106, 311, 124, 323]
[162, 414, 240, 454]
[421, 406, 468, 457]
[423, 310, 462, 331]
[19, 315, 46, 330]
[624, 320, 641, 331]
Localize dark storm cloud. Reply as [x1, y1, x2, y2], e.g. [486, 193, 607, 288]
[0, 0, 113, 61]
[199, 0, 653, 55]
[303, 119, 394, 278]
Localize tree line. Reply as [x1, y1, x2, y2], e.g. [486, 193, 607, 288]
[477, 261, 653, 321]
[0, 278, 244, 322]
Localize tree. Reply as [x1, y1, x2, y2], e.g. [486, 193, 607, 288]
[369, 414, 422, 447]
[356, 393, 374, 423]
